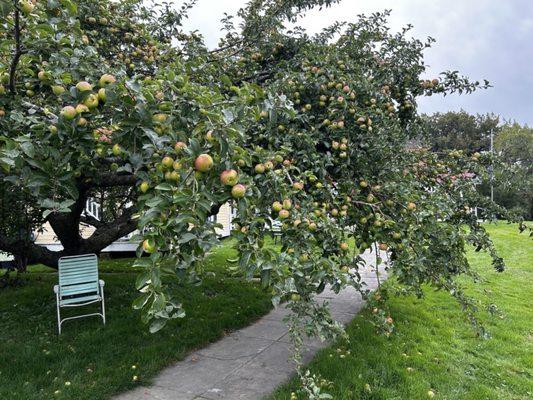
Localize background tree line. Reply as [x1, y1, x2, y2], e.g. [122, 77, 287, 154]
[421, 111, 532, 220]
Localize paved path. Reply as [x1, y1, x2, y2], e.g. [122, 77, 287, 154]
[115, 251, 387, 400]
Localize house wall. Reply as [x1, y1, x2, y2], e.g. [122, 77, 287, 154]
[214, 203, 233, 237]
[34, 203, 234, 252]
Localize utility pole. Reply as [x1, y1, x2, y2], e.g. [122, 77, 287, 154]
[490, 128, 494, 202]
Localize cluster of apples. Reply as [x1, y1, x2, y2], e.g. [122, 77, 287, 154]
[139, 142, 187, 193]
[356, 115, 373, 132]
[253, 154, 292, 175]
[219, 168, 246, 199]
[194, 153, 246, 199]
[419, 78, 440, 89]
[58, 74, 116, 124]
[272, 198, 292, 220]
[331, 137, 349, 159]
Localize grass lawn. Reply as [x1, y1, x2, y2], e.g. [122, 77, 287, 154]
[0, 240, 273, 400]
[270, 222, 532, 400]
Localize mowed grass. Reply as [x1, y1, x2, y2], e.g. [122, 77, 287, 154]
[270, 222, 533, 400]
[0, 240, 273, 400]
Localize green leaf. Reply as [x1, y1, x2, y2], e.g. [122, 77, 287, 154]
[155, 183, 173, 191]
[0, 0, 13, 17]
[177, 233, 196, 244]
[149, 318, 167, 333]
[20, 142, 35, 158]
[132, 293, 150, 310]
[135, 271, 151, 290]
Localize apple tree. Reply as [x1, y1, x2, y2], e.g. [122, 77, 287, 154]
[0, 0, 526, 395]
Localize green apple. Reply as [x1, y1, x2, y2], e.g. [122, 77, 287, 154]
[152, 113, 168, 124]
[194, 154, 213, 172]
[76, 104, 89, 114]
[231, 184, 246, 199]
[20, 0, 34, 14]
[278, 209, 290, 219]
[162, 156, 174, 169]
[83, 93, 99, 109]
[112, 144, 121, 156]
[174, 141, 187, 153]
[142, 239, 156, 254]
[97, 88, 106, 102]
[99, 74, 116, 86]
[37, 71, 49, 81]
[51, 85, 65, 95]
[220, 169, 239, 186]
[60, 106, 77, 120]
[76, 81, 93, 92]
[271, 201, 282, 212]
[140, 182, 150, 193]
[169, 171, 180, 182]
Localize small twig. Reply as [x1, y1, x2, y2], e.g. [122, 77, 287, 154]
[373, 242, 381, 289]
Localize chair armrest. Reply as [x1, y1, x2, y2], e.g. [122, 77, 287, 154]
[53, 285, 59, 294]
[99, 279, 105, 286]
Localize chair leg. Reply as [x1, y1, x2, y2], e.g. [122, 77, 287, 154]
[56, 293, 62, 335]
[101, 287, 106, 325]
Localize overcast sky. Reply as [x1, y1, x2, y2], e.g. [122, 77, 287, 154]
[180, 0, 533, 125]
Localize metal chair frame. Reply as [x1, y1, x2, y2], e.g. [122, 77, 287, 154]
[54, 254, 105, 334]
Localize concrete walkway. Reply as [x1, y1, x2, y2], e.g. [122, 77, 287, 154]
[115, 251, 387, 400]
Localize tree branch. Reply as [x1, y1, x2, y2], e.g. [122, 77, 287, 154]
[84, 206, 138, 252]
[0, 231, 62, 269]
[9, 2, 24, 95]
[79, 214, 105, 229]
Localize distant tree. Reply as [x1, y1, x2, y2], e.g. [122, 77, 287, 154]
[493, 123, 533, 219]
[423, 112, 532, 219]
[495, 123, 533, 166]
[422, 111, 500, 154]
[0, 181, 44, 281]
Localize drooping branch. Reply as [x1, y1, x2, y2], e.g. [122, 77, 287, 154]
[90, 172, 137, 188]
[9, 1, 24, 95]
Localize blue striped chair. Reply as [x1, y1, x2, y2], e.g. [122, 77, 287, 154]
[54, 254, 105, 334]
